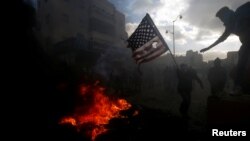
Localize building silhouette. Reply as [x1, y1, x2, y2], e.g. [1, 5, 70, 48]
[225, 51, 238, 67]
[36, 0, 127, 49]
[35, 0, 129, 71]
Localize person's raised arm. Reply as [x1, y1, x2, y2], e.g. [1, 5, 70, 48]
[200, 29, 231, 53]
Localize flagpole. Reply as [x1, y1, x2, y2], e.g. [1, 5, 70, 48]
[164, 42, 179, 69]
[146, 13, 179, 68]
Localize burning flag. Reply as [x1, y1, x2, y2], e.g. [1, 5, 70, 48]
[59, 81, 132, 141]
[127, 13, 169, 64]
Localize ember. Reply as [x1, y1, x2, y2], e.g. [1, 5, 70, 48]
[59, 81, 132, 140]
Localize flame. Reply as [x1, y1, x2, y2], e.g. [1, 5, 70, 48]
[59, 117, 77, 126]
[59, 81, 131, 140]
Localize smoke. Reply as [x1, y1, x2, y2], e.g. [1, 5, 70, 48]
[202, 51, 227, 62]
[93, 46, 135, 81]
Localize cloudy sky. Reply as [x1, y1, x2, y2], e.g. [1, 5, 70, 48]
[108, 0, 248, 61]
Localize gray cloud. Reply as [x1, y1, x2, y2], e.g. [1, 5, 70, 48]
[126, 0, 164, 22]
[158, 25, 186, 42]
[185, 0, 249, 28]
[130, 0, 162, 15]
[183, 0, 249, 39]
[195, 29, 214, 41]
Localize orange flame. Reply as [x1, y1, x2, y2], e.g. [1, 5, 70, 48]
[59, 81, 131, 140]
[59, 117, 77, 126]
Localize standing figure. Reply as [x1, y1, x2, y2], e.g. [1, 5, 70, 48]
[207, 58, 227, 97]
[200, 2, 250, 93]
[177, 64, 204, 119]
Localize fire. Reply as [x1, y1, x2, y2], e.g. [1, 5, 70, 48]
[59, 117, 77, 126]
[59, 81, 131, 140]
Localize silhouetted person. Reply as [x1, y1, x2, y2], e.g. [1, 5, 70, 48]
[200, 2, 250, 94]
[177, 64, 204, 119]
[207, 58, 227, 97]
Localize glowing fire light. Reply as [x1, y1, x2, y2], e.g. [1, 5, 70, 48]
[59, 117, 77, 126]
[59, 81, 132, 140]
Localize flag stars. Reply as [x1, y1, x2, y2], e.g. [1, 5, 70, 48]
[128, 15, 160, 51]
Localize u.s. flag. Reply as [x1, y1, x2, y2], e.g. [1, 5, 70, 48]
[127, 13, 169, 64]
